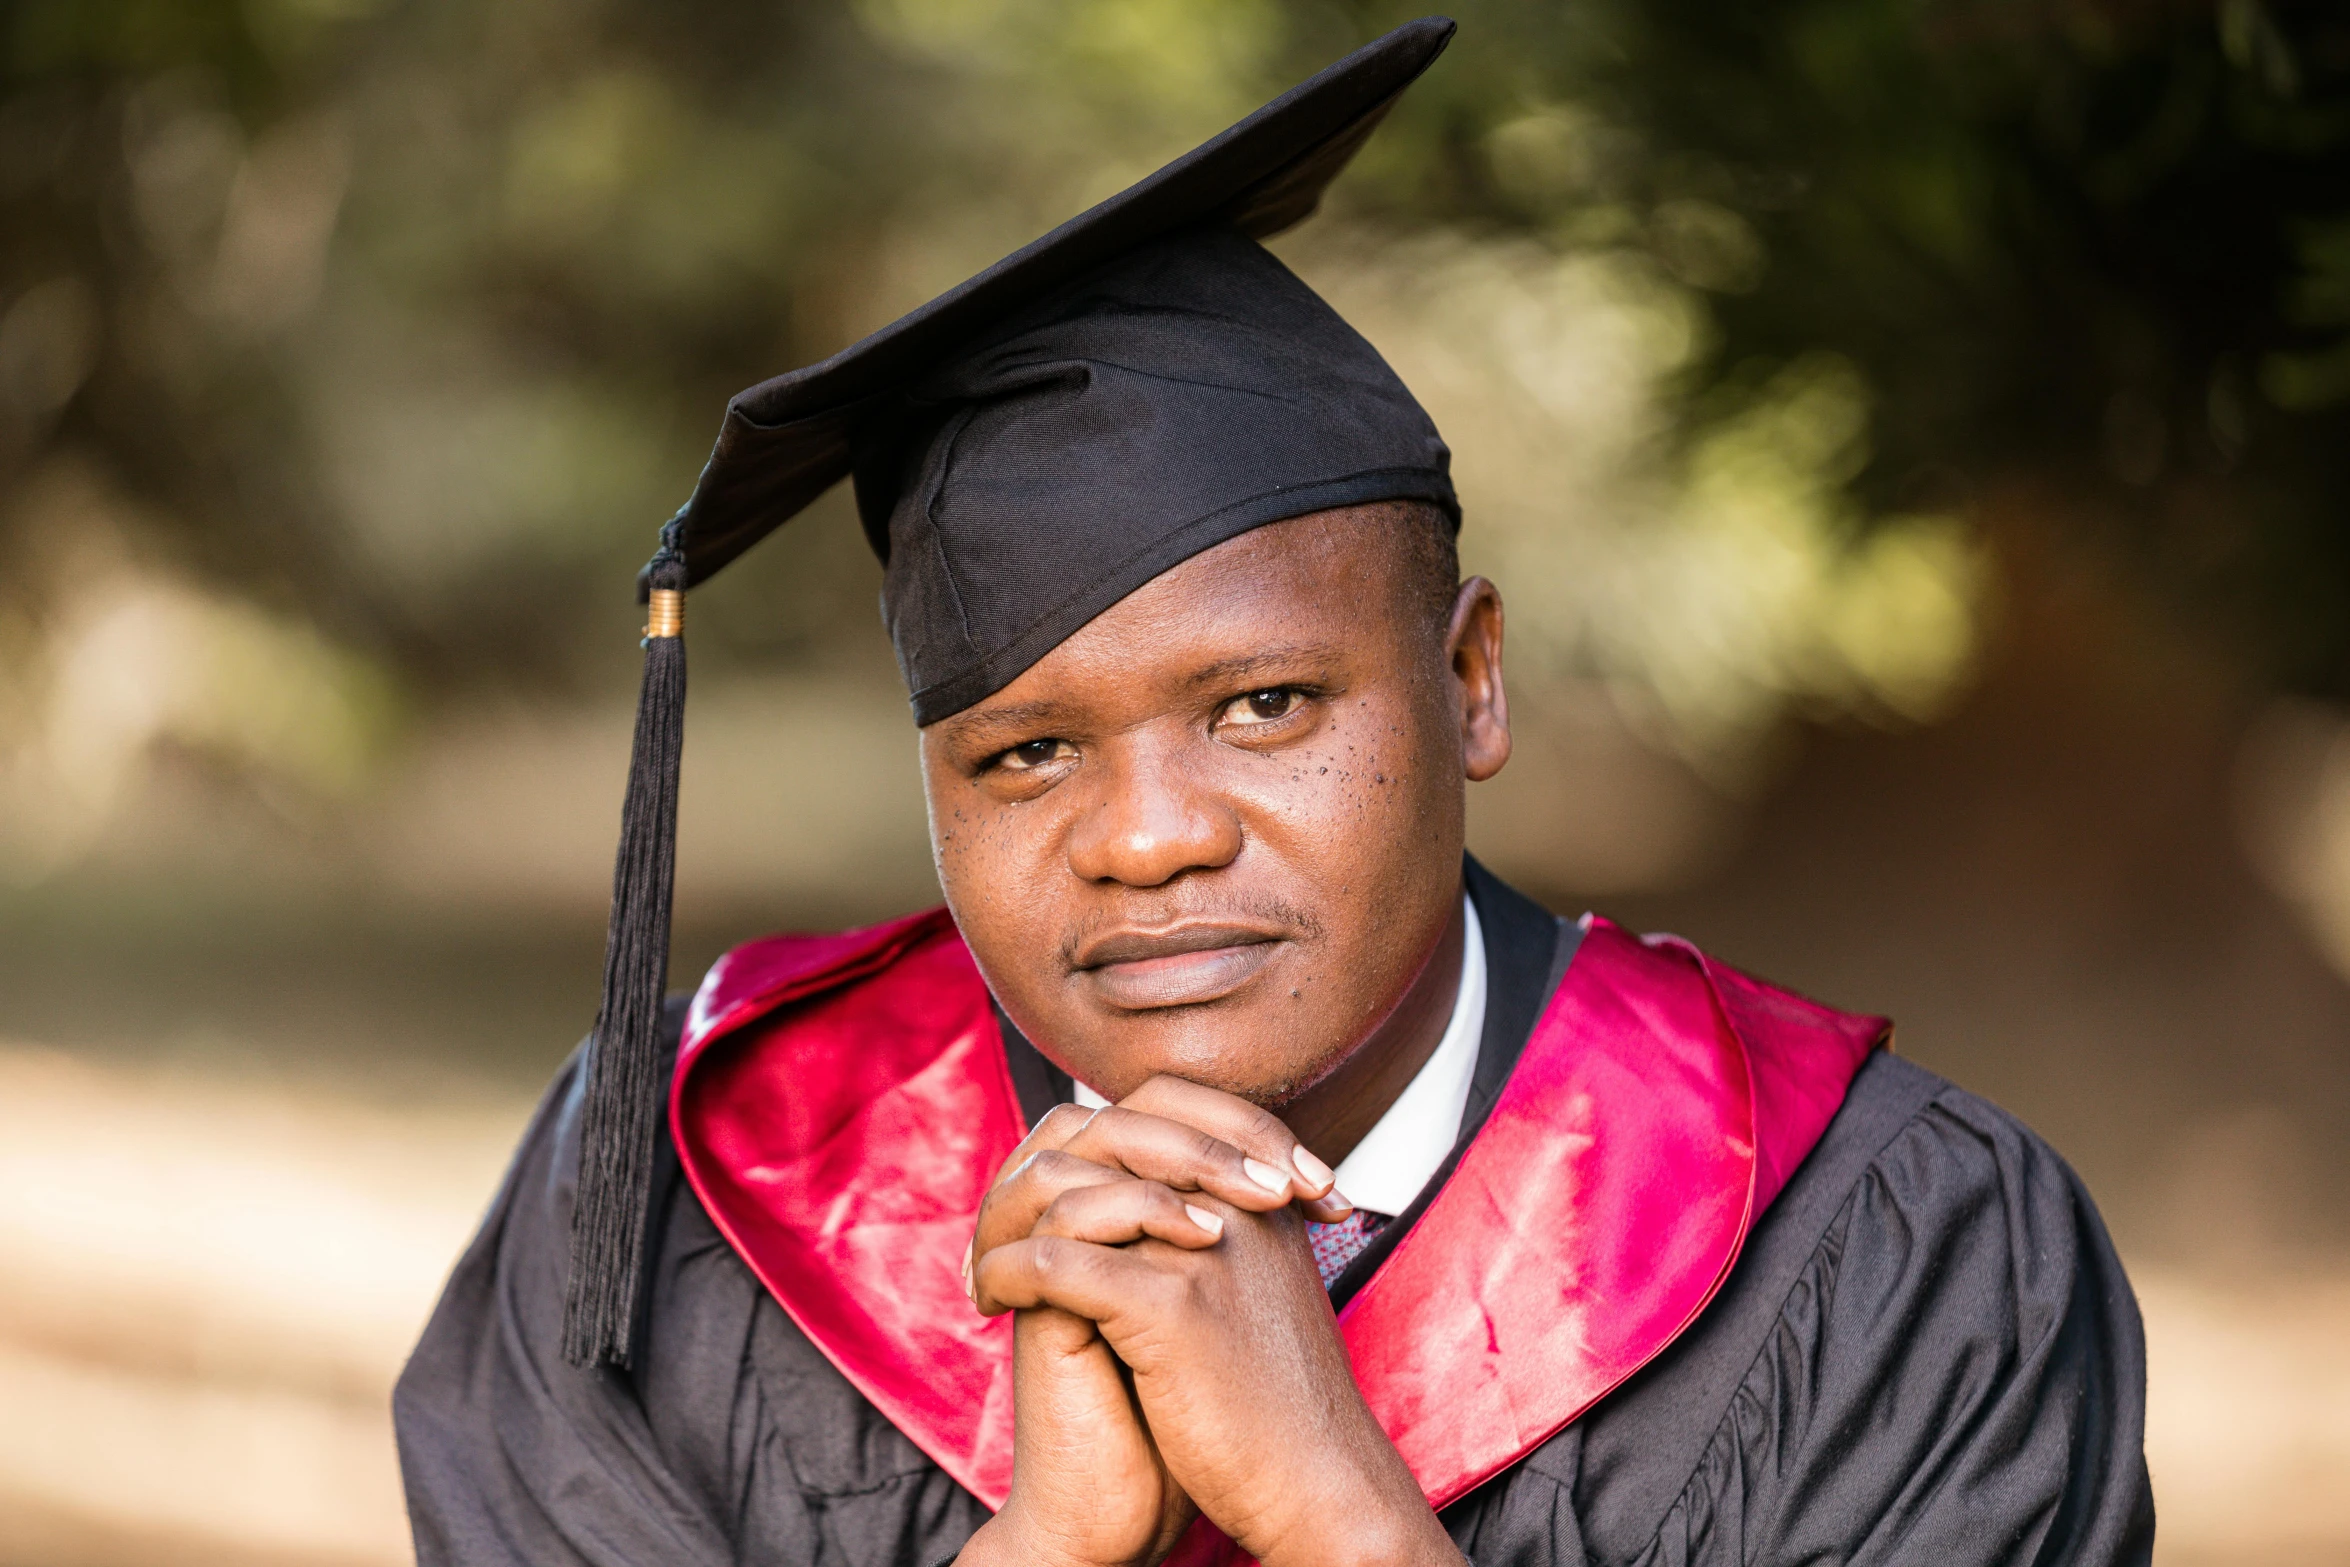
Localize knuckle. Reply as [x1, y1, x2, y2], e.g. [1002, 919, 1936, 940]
[1026, 1148, 1084, 1184]
[1037, 1104, 1092, 1139]
[1038, 1185, 1094, 1231]
[1236, 1103, 1288, 1144]
[1146, 1268, 1196, 1316]
[1062, 1106, 1127, 1161]
[1177, 1124, 1226, 1164]
[1122, 1182, 1178, 1227]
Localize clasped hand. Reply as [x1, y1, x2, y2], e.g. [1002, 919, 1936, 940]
[952, 1076, 1463, 1567]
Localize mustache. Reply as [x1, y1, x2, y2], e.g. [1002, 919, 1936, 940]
[1059, 894, 1324, 970]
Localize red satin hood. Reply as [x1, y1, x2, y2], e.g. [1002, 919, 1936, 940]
[672, 907, 1885, 1529]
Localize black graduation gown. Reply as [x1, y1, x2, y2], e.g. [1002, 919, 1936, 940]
[394, 864, 2155, 1566]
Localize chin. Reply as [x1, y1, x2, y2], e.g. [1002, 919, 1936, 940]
[1099, 1001, 1360, 1109]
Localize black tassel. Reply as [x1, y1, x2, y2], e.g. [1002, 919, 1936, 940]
[564, 547, 688, 1368]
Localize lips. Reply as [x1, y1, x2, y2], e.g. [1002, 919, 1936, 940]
[1074, 922, 1286, 1010]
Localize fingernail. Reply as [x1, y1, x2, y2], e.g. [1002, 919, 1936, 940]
[1184, 1204, 1225, 1237]
[1242, 1157, 1291, 1196]
[961, 1241, 974, 1299]
[1292, 1145, 1336, 1191]
[1323, 1191, 1355, 1218]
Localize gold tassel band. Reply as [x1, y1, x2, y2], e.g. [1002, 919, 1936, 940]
[643, 588, 684, 639]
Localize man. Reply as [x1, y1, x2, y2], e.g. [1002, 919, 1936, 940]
[395, 18, 2153, 1567]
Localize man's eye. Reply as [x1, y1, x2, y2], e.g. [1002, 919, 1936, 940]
[994, 737, 1074, 772]
[1220, 688, 1304, 727]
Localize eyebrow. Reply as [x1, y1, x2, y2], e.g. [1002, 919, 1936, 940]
[937, 698, 1079, 749]
[1180, 643, 1344, 691]
[942, 642, 1347, 747]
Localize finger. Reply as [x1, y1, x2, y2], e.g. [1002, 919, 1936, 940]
[986, 1101, 1101, 1189]
[976, 1234, 1179, 1330]
[972, 1103, 1113, 1286]
[1113, 1076, 1352, 1215]
[1058, 1104, 1310, 1216]
[974, 1147, 1132, 1263]
[973, 1182, 1223, 1314]
[1035, 1181, 1225, 1249]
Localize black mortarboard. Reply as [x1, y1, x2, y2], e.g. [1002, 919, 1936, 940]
[567, 17, 1459, 1367]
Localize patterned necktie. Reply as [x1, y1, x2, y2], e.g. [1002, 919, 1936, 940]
[1307, 1209, 1393, 1288]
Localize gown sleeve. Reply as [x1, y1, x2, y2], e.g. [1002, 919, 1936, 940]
[392, 1040, 991, 1567]
[1620, 1084, 2155, 1567]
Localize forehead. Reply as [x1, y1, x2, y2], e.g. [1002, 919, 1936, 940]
[931, 509, 1423, 732]
[1095, 509, 1408, 633]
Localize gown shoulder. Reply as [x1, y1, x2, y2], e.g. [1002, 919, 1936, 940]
[391, 1006, 989, 1567]
[1463, 1052, 2156, 1567]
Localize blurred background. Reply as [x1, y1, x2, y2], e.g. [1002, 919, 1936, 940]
[1, 0, 2346, 1562]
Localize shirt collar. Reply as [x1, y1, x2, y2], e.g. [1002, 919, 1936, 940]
[1074, 893, 1487, 1218]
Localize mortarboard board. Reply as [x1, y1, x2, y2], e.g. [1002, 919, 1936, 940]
[568, 16, 1460, 1367]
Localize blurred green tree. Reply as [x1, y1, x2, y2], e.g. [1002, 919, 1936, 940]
[1, 0, 2343, 744]
[1344, 0, 2350, 697]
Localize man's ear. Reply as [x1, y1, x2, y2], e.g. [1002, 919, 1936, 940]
[1447, 577, 1511, 782]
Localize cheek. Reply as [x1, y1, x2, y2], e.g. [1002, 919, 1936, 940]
[925, 780, 1069, 994]
[1236, 694, 1458, 881]
[1228, 697, 1462, 1019]
[926, 781, 1012, 924]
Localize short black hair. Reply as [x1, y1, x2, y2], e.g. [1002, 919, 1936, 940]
[1362, 498, 1461, 638]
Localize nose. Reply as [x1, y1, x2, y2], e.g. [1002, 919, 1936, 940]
[1064, 740, 1243, 888]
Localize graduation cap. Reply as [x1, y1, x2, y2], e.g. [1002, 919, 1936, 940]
[567, 16, 1461, 1368]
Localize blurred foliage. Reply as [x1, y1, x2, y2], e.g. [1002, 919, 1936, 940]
[1380, 0, 2350, 698]
[0, 0, 2345, 763]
